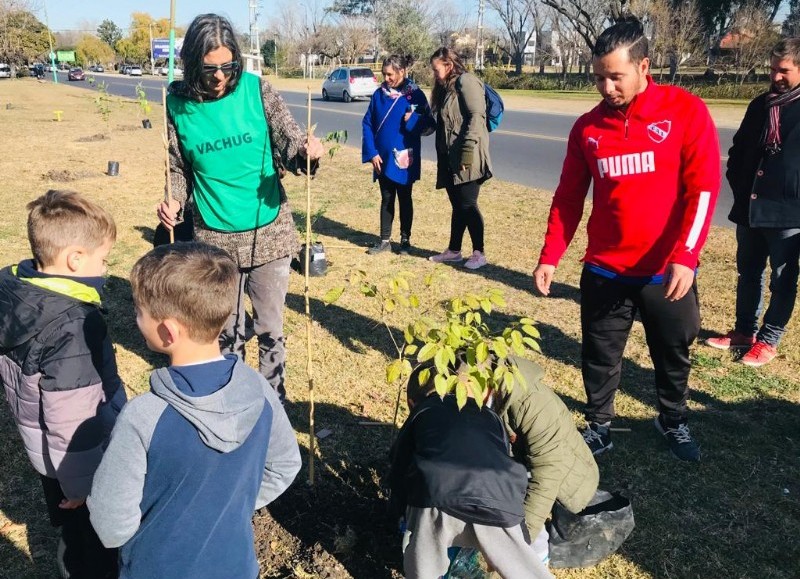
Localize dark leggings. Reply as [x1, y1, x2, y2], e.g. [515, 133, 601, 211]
[379, 176, 413, 240]
[446, 180, 484, 253]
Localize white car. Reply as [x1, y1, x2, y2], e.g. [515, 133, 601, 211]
[321, 66, 378, 102]
[129, 66, 142, 77]
[0, 64, 11, 79]
[158, 66, 183, 77]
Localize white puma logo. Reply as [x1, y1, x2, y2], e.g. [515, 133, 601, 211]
[587, 136, 602, 150]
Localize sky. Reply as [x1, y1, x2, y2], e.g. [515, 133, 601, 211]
[44, 1, 252, 33]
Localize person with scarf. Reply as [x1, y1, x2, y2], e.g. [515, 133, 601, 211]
[706, 38, 800, 367]
[362, 55, 433, 255]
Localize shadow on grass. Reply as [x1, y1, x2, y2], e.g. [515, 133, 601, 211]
[285, 292, 398, 359]
[259, 401, 402, 579]
[299, 213, 580, 302]
[594, 396, 800, 578]
[103, 274, 166, 369]
[0, 403, 58, 579]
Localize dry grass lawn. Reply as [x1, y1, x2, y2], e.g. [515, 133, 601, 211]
[0, 78, 798, 579]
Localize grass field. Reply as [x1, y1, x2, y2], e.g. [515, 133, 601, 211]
[0, 78, 798, 579]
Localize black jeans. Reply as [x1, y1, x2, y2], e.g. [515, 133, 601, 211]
[378, 175, 413, 240]
[445, 180, 484, 253]
[40, 476, 118, 579]
[579, 268, 700, 425]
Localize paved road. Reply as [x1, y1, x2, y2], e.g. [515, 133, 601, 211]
[52, 71, 737, 227]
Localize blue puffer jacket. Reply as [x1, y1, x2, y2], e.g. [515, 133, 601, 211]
[362, 79, 434, 185]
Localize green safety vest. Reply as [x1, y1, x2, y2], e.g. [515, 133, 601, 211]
[167, 73, 279, 232]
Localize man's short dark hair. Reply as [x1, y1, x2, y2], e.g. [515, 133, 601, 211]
[771, 38, 800, 67]
[593, 16, 649, 64]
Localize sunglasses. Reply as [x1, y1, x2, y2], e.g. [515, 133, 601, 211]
[202, 61, 239, 77]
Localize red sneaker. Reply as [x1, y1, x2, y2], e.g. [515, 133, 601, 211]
[705, 330, 756, 350]
[740, 341, 778, 367]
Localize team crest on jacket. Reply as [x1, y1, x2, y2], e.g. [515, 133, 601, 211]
[647, 120, 671, 143]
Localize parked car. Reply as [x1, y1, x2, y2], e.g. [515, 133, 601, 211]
[32, 63, 45, 78]
[120, 65, 131, 74]
[128, 66, 142, 77]
[157, 65, 184, 76]
[321, 66, 378, 102]
[67, 67, 86, 81]
[0, 63, 11, 79]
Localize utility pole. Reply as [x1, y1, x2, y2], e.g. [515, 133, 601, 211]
[43, 0, 57, 83]
[149, 22, 155, 76]
[168, 0, 176, 83]
[476, 0, 485, 71]
[248, 0, 262, 75]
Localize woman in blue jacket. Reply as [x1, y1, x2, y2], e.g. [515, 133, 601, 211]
[362, 55, 433, 255]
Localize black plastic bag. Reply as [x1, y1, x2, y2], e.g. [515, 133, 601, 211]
[547, 490, 635, 568]
[291, 242, 327, 277]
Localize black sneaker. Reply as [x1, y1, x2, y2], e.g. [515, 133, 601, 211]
[654, 416, 701, 462]
[582, 422, 613, 456]
[367, 240, 392, 255]
[399, 236, 411, 255]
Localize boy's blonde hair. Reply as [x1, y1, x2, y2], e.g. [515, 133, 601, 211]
[130, 242, 238, 343]
[27, 190, 117, 266]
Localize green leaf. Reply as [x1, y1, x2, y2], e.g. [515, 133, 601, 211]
[465, 295, 480, 309]
[465, 311, 474, 325]
[396, 276, 410, 291]
[511, 341, 526, 356]
[404, 344, 418, 356]
[409, 294, 420, 308]
[418, 343, 437, 362]
[455, 382, 468, 409]
[404, 326, 414, 344]
[520, 317, 536, 325]
[503, 371, 515, 391]
[476, 342, 489, 363]
[493, 338, 509, 359]
[522, 337, 541, 352]
[434, 347, 448, 374]
[360, 283, 376, 297]
[488, 292, 506, 307]
[521, 324, 541, 339]
[322, 286, 345, 305]
[480, 299, 492, 313]
[386, 360, 402, 384]
[418, 367, 431, 387]
[384, 298, 396, 312]
[434, 373, 448, 397]
[401, 359, 413, 377]
[397, 294, 410, 308]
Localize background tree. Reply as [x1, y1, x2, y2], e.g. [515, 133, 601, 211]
[96, 19, 122, 49]
[487, 0, 541, 74]
[540, 0, 611, 53]
[782, 0, 800, 35]
[727, 1, 781, 83]
[0, 6, 51, 63]
[76, 34, 115, 67]
[379, 0, 435, 63]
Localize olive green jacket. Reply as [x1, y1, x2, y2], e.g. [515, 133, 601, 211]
[494, 356, 599, 536]
[435, 72, 492, 188]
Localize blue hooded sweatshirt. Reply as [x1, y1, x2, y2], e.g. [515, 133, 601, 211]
[362, 79, 434, 185]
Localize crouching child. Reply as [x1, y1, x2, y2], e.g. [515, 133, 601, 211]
[389, 380, 554, 579]
[88, 242, 301, 579]
[0, 190, 124, 579]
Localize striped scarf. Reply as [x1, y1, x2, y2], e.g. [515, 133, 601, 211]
[763, 83, 800, 152]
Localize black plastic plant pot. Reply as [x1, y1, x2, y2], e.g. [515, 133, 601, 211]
[292, 242, 327, 277]
[107, 161, 119, 176]
[142, 119, 152, 129]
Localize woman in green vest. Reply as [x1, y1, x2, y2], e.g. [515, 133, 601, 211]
[156, 14, 323, 402]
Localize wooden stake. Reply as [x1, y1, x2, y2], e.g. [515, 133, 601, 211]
[162, 86, 174, 244]
[305, 86, 315, 485]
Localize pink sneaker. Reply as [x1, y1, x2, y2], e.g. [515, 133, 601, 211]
[705, 330, 756, 350]
[429, 249, 463, 263]
[464, 251, 487, 270]
[740, 341, 778, 367]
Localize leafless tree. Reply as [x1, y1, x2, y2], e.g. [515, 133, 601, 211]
[539, 0, 611, 53]
[486, 0, 541, 74]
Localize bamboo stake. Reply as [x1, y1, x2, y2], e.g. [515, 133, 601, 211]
[305, 86, 315, 485]
[162, 86, 174, 244]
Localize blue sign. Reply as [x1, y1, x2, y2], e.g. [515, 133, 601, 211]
[151, 38, 183, 59]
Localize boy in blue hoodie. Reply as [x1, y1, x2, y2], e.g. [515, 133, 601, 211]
[0, 189, 125, 579]
[88, 242, 301, 579]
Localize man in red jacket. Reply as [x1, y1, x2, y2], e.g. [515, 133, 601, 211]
[533, 17, 720, 462]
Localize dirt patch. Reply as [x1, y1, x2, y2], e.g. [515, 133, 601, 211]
[41, 169, 95, 182]
[75, 133, 108, 142]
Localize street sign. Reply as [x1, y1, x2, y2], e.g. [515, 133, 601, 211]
[151, 38, 184, 60]
[56, 50, 75, 63]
